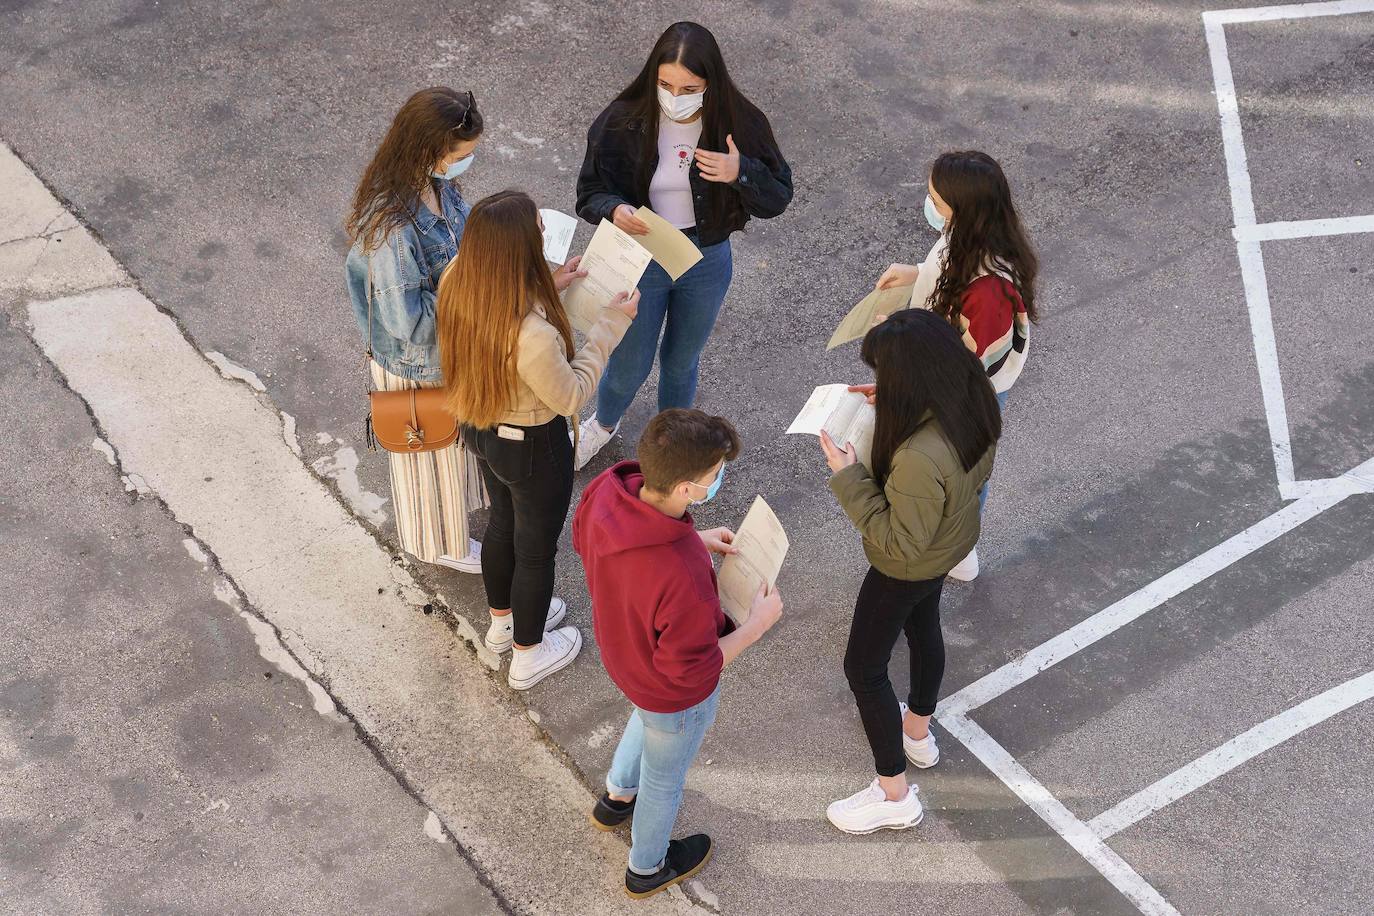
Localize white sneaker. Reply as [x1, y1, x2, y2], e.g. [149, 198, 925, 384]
[507, 626, 582, 690]
[826, 778, 924, 835]
[947, 547, 980, 582]
[899, 702, 940, 768]
[483, 598, 569, 654]
[435, 539, 483, 574]
[574, 415, 619, 471]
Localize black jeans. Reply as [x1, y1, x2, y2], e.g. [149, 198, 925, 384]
[843, 568, 946, 777]
[463, 417, 574, 647]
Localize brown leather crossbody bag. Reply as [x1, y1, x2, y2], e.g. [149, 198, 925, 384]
[362, 216, 460, 453]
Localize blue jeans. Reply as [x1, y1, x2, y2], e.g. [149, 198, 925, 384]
[979, 389, 1011, 515]
[605, 684, 722, 875]
[595, 239, 733, 427]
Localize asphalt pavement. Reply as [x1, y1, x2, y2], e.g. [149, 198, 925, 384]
[2, 1, 1371, 914]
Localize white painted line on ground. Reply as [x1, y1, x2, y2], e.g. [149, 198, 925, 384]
[1233, 214, 1374, 243]
[941, 491, 1347, 716]
[1204, 11, 1299, 490]
[1235, 239, 1298, 488]
[1204, 0, 1374, 26]
[936, 714, 1181, 916]
[1203, 16, 1257, 227]
[1089, 670, 1374, 838]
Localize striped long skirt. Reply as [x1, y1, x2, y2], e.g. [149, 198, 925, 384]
[370, 360, 486, 563]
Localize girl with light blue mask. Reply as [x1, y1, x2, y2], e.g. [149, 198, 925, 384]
[860, 151, 1039, 584]
[344, 87, 489, 575]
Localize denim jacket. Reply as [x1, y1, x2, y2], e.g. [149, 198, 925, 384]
[345, 180, 469, 382]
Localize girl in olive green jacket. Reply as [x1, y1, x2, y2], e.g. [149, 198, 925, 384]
[819, 309, 1000, 835]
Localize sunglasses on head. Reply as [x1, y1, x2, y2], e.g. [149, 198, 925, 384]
[458, 90, 476, 131]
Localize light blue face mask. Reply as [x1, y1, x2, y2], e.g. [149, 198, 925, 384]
[687, 464, 726, 506]
[432, 153, 474, 181]
[924, 193, 946, 232]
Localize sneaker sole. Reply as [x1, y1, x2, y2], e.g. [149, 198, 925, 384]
[483, 603, 568, 655]
[624, 845, 713, 899]
[829, 809, 925, 836]
[506, 631, 581, 690]
[904, 748, 940, 769]
[589, 812, 631, 832]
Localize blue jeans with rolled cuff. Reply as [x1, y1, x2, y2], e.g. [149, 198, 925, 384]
[605, 684, 722, 875]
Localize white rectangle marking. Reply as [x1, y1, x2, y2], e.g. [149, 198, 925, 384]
[1233, 214, 1374, 242]
[1090, 670, 1374, 838]
[941, 492, 1346, 716]
[936, 714, 1181, 915]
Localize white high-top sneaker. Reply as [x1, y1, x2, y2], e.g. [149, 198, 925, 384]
[946, 547, 980, 582]
[899, 702, 940, 768]
[826, 778, 924, 835]
[507, 626, 582, 690]
[574, 415, 619, 471]
[435, 538, 483, 574]
[483, 598, 569, 654]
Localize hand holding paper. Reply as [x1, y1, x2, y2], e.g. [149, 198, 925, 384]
[786, 384, 876, 467]
[717, 496, 789, 628]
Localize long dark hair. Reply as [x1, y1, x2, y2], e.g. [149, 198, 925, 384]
[347, 87, 483, 252]
[613, 22, 774, 228]
[927, 150, 1039, 328]
[862, 310, 1001, 483]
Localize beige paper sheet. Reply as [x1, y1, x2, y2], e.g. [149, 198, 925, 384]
[633, 206, 703, 281]
[826, 283, 914, 350]
[563, 219, 653, 332]
[717, 496, 789, 627]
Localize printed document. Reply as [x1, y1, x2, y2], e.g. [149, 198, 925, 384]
[539, 208, 578, 265]
[717, 496, 789, 627]
[827, 284, 914, 350]
[564, 220, 653, 332]
[633, 206, 703, 281]
[786, 384, 876, 466]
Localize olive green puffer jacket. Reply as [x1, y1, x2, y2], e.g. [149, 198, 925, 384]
[828, 416, 995, 581]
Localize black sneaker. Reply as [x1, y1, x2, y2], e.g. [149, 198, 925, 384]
[591, 793, 635, 831]
[624, 834, 713, 899]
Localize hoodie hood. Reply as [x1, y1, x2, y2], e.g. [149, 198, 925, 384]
[578, 461, 697, 557]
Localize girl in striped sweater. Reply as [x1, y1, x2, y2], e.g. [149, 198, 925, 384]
[865, 150, 1039, 581]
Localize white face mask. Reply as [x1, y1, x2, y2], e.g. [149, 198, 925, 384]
[657, 86, 705, 122]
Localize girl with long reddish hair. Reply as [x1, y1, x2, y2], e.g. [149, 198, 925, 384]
[438, 190, 639, 690]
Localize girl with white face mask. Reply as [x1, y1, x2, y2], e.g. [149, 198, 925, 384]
[574, 21, 794, 471]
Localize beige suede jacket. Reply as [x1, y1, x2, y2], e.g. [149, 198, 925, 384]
[494, 301, 632, 428]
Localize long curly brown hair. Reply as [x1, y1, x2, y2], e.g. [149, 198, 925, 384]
[346, 87, 483, 252]
[927, 151, 1039, 329]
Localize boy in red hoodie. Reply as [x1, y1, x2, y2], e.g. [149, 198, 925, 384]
[572, 409, 784, 899]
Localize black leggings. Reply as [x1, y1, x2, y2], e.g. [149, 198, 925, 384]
[463, 417, 574, 647]
[843, 568, 946, 777]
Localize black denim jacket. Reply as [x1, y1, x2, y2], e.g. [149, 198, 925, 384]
[575, 100, 793, 247]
